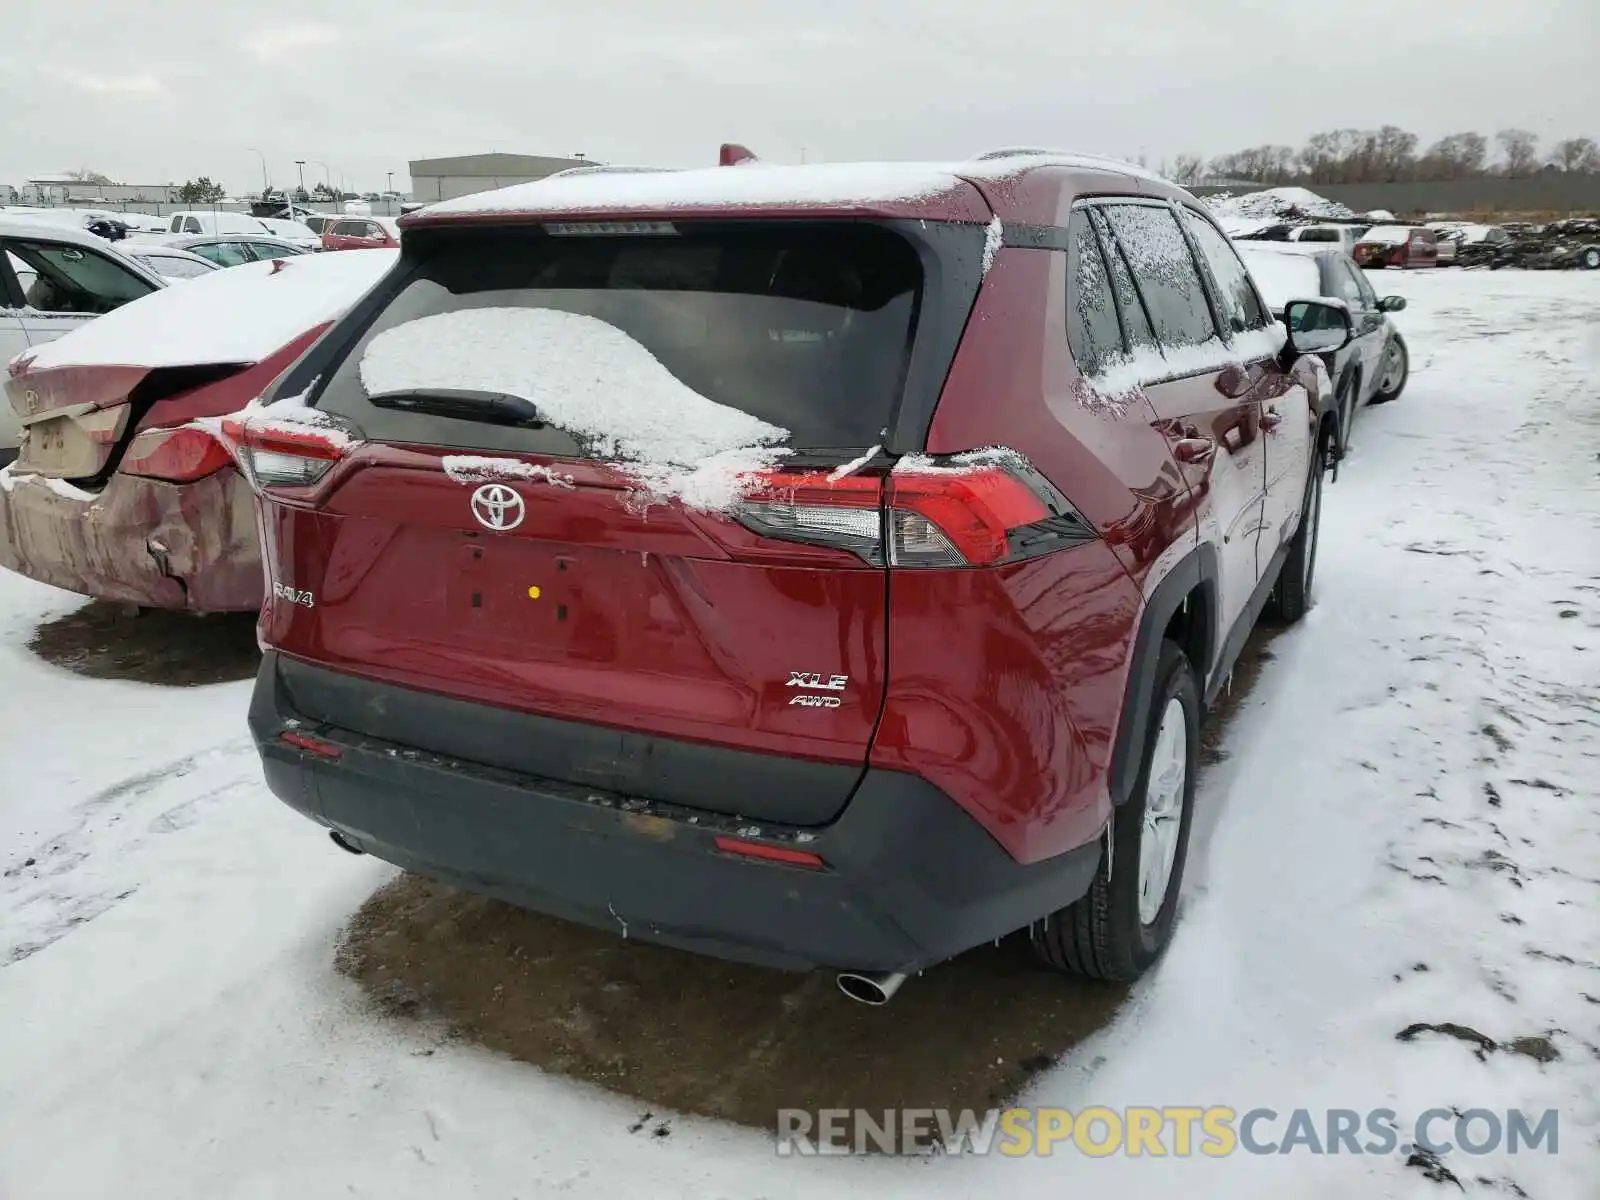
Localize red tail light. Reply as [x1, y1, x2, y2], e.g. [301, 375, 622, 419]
[220, 412, 355, 491]
[734, 451, 1095, 568]
[712, 836, 824, 868]
[120, 424, 233, 483]
[279, 730, 343, 759]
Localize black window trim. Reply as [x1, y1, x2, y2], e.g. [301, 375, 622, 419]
[1085, 197, 1229, 383]
[0, 243, 25, 309]
[1174, 201, 1276, 351]
[1062, 207, 1130, 371]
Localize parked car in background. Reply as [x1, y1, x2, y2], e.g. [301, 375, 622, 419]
[1, 217, 168, 464]
[1353, 225, 1438, 269]
[120, 243, 223, 281]
[244, 151, 1352, 1000]
[0, 249, 397, 609]
[1429, 227, 1459, 265]
[1506, 219, 1600, 270]
[1428, 223, 1514, 268]
[161, 210, 278, 238]
[255, 218, 323, 251]
[161, 235, 311, 268]
[320, 216, 401, 251]
[1235, 242, 1409, 461]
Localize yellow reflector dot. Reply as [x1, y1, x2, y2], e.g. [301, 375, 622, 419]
[528, 586, 541, 599]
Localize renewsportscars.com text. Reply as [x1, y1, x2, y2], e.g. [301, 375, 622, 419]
[775, 1106, 1560, 1158]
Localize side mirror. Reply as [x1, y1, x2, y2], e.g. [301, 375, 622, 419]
[1283, 298, 1353, 355]
[1377, 295, 1407, 313]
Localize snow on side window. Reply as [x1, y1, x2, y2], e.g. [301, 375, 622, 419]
[1088, 208, 1156, 352]
[1181, 210, 1269, 335]
[1101, 204, 1218, 352]
[1066, 209, 1123, 377]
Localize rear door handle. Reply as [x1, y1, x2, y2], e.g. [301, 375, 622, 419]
[1260, 408, 1284, 431]
[1172, 437, 1217, 464]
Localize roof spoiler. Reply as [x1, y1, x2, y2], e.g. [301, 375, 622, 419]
[719, 143, 760, 167]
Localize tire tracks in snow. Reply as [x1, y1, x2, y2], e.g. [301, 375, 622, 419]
[1, 736, 260, 966]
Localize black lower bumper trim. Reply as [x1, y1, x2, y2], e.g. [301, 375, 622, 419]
[250, 652, 1101, 972]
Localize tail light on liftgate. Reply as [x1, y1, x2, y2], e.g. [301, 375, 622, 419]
[220, 413, 356, 491]
[734, 451, 1096, 568]
[120, 425, 234, 483]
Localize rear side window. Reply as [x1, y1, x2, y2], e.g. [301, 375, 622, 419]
[316, 223, 922, 454]
[148, 254, 213, 279]
[1087, 208, 1156, 351]
[1100, 204, 1217, 350]
[1066, 209, 1124, 374]
[1328, 259, 1365, 308]
[183, 217, 203, 234]
[8, 240, 154, 314]
[1297, 228, 1338, 243]
[1180, 210, 1269, 335]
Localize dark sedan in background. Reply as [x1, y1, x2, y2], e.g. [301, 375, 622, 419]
[1237, 242, 1409, 464]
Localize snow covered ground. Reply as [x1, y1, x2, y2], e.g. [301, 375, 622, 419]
[1, 268, 1596, 1198]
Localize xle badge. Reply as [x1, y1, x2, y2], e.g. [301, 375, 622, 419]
[787, 670, 848, 708]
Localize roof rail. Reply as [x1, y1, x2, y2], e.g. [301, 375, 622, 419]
[967, 147, 1163, 180]
[546, 164, 675, 179]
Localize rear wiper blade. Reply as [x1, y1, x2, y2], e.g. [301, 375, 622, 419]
[365, 388, 547, 428]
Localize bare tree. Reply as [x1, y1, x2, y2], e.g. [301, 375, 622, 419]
[1419, 132, 1488, 180]
[1551, 136, 1600, 173]
[66, 168, 114, 184]
[1495, 128, 1540, 177]
[1170, 154, 1204, 185]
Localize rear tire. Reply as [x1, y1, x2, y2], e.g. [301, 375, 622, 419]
[1581, 247, 1600, 271]
[1369, 337, 1408, 405]
[1030, 640, 1198, 982]
[1268, 433, 1328, 626]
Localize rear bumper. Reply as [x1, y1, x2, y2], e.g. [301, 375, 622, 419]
[250, 651, 1101, 972]
[0, 464, 262, 612]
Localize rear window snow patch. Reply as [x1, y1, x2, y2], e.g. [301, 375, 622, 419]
[890, 446, 1028, 476]
[359, 307, 790, 511]
[441, 456, 575, 489]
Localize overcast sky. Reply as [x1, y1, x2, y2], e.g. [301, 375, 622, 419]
[4, 0, 1597, 194]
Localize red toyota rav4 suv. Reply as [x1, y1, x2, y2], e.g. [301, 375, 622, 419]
[241, 151, 1350, 1001]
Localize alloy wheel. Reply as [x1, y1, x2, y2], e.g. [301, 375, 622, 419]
[1138, 697, 1188, 926]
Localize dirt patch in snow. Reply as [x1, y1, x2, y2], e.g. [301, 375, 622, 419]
[27, 603, 259, 685]
[334, 633, 1284, 1134]
[336, 876, 1125, 1133]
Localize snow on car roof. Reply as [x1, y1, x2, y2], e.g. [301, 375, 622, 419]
[1361, 225, 1415, 244]
[417, 161, 980, 218]
[414, 152, 1155, 221]
[1235, 244, 1323, 311]
[0, 215, 127, 250]
[17, 249, 397, 373]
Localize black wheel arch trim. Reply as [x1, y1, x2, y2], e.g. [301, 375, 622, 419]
[1109, 541, 1219, 806]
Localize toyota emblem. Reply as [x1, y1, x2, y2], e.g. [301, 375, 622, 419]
[470, 483, 525, 531]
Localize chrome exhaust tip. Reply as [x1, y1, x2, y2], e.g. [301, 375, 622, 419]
[836, 970, 908, 1006]
[328, 830, 365, 856]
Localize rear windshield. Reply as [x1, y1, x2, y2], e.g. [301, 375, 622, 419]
[315, 223, 921, 455]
